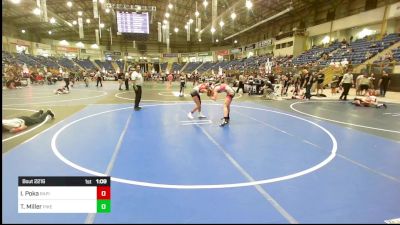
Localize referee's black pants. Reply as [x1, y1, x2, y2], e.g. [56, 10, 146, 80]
[134, 85, 142, 108]
[125, 78, 129, 90]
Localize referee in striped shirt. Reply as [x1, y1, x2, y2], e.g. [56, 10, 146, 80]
[131, 65, 144, 111]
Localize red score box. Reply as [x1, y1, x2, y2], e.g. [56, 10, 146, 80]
[97, 186, 111, 200]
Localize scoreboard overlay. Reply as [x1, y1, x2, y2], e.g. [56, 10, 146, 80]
[18, 177, 111, 213]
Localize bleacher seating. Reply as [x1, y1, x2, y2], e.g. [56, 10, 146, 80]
[294, 41, 340, 66]
[160, 62, 168, 71]
[74, 59, 97, 70]
[320, 33, 399, 66]
[183, 62, 202, 73]
[393, 47, 400, 62]
[58, 58, 78, 70]
[197, 61, 216, 73]
[35, 56, 59, 69]
[171, 62, 186, 72]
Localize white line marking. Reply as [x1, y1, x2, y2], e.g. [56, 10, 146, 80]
[290, 101, 400, 134]
[2, 108, 50, 142]
[233, 111, 294, 136]
[302, 140, 321, 148]
[180, 120, 212, 123]
[234, 110, 325, 151]
[3, 90, 108, 106]
[85, 113, 132, 224]
[2, 108, 38, 112]
[51, 103, 337, 189]
[337, 154, 400, 184]
[196, 124, 298, 224]
[181, 122, 212, 126]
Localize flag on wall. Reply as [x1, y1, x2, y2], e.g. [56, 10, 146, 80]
[109, 27, 112, 45]
[40, 0, 48, 22]
[95, 29, 99, 45]
[78, 17, 84, 39]
[93, 0, 98, 19]
[158, 22, 162, 42]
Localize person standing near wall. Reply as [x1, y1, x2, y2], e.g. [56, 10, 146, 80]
[62, 70, 70, 91]
[236, 73, 245, 94]
[379, 70, 391, 97]
[339, 68, 354, 101]
[95, 69, 102, 87]
[131, 65, 144, 111]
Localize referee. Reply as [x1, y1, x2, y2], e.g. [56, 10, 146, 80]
[131, 65, 144, 111]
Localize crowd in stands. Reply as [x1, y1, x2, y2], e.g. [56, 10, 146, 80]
[3, 33, 398, 100]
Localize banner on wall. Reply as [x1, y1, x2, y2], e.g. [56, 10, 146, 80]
[181, 53, 197, 57]
[56, 46, 78, 52]
[162, 53, 178, 58]
[258, 39, 273, 48]
[230, 48, 242, 54]
[9, 38, 31, 46]
[84, 49, 100, 54]
[35, 43, 51, 50]
[104, 51, 122, 56]
[245, 44, 256, 51]
[197, 52, 212, 56]
[216, 49, 229, 56]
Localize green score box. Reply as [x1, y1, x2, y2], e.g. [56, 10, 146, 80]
[97, 200, 111, 213]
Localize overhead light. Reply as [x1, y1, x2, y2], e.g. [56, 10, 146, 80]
[72, 20, 77, 25]
[165, 12, 170, 18]
[33, 8, 41, 15]
[231, 12, 236, 20]
[203, 0, 208, 7]
[136, 5, 141, 11]
[67, 22, 73, 27]
[21, 29, 26, 33]
[78, 11, 83, 16]
[174, 27, 179, 33]
[195, 11, 199, 17]
[163, 19, 168, 24]
[91, 44, 99, 49]
[219, 20, 224, 27]
[48, 31, 52, 35]
[105, 8, 110, 13]
[50, 17, 56, 24]
[10, 0, 21, 4]
[199, 39, 202, 42]
[210, 27, 216, 33]
[195, 28, 199, 32]
[216, 39, 219, 42]
[100, 23, 105, 28]
[60, 40, 69, 46]
[245, 0, 253, 9]
[76, 42, 85, 48]
[99, 0, 105, 3]
[66, 1, 72, 7]
[184, 24, 188, 30]
[189, 18, 194, 24]
[168, 3, 173, 9]
[86, 19, 90, 24]
[234, 40, 237, 43]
